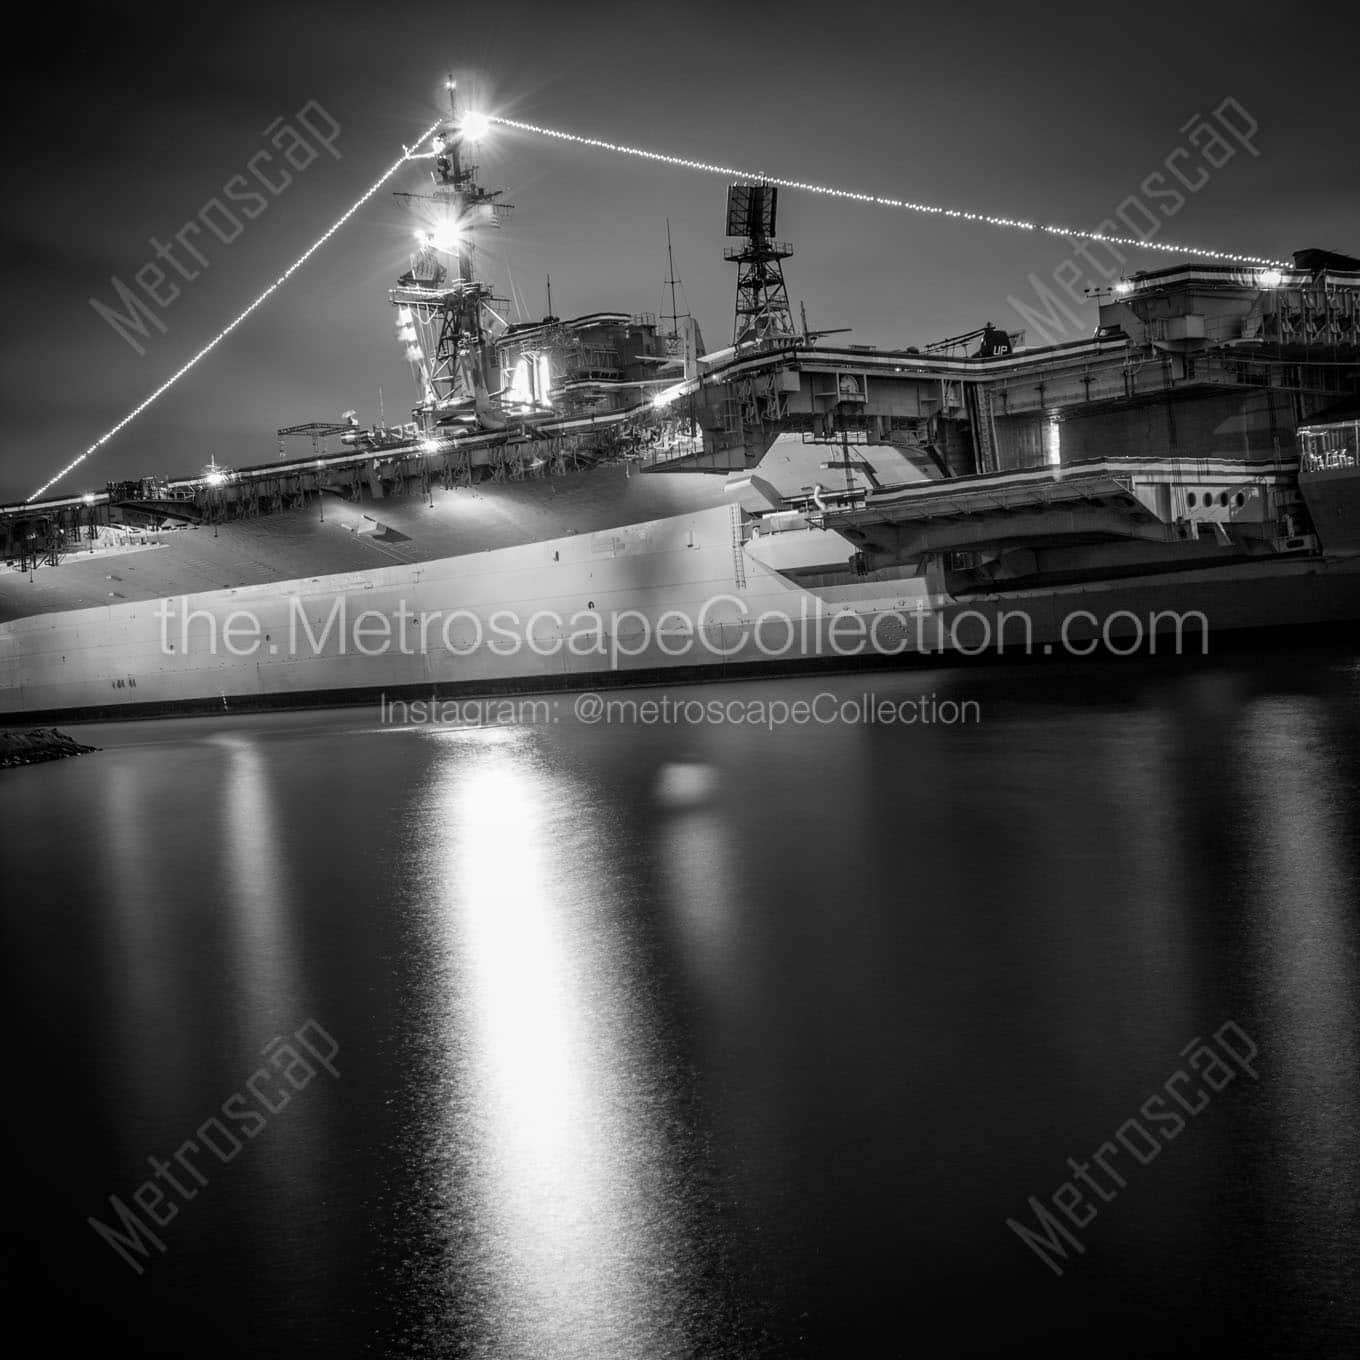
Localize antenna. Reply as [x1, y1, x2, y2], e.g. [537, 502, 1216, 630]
[723, 183, 795, 344]
[502, 256, 527, 321]
[664, 219, 683, 341]
[546, 274, 554, 320]
[443, 76, 470, 284]
[661, 219, 694, 362]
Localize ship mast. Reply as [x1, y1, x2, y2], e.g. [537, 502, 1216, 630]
[724, 183, 795, 345]
[663, 218, 683, 348]
[443, 76, 474, 285]
[661, 218, 696, 380]
[389, 76, 513, 432]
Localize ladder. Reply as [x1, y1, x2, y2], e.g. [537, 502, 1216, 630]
[730, 505, 747, 589]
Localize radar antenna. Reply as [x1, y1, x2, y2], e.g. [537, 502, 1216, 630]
[723, 184, 795, 345]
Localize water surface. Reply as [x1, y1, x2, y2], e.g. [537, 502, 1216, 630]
[5, 651, 1359, 1355]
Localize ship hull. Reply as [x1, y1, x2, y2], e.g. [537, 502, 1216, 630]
[4, 501, 1359, 723]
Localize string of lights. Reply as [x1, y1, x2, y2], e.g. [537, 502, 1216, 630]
[488, 115, 1288, 270]
[27, 121, 444, 503]
[29, 108, 1291, 503]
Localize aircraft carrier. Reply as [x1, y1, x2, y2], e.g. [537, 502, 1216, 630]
[2, 82, 1358, 721]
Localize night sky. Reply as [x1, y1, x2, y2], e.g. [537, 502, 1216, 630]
[2, 0, 1355, 503]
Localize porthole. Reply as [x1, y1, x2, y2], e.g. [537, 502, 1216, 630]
[1219, 492, 1229, 507]
[1234, 492, 1246, 508]
[1187, 492, 1198, 508]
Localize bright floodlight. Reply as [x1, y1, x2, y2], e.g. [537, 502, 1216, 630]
[461, 111, 492, 141]
[205, 471, 226, 487]
[427, 225, 461, 254]
[1113, 280, 1133, 296]
[1259, 268, 1284, 288]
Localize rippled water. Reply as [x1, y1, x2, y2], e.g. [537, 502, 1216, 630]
[6, 650, 1360, 1356]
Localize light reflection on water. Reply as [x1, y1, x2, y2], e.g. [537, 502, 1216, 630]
[1235, 695, 1360, 1303]
[4, 653, 1359, 1357]
[449, 743, 668, 1355]
[387, 730, 717, 1358]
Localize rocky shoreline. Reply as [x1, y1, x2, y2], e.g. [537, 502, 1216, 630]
[0, 727, 100, 769]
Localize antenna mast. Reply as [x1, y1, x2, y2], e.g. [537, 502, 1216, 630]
[389, 76, 514, 429]
[723, 183, 795, 345]
[664, 219, 683, 342]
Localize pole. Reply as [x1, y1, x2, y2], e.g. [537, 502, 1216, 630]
[665, 219, 681, 343]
